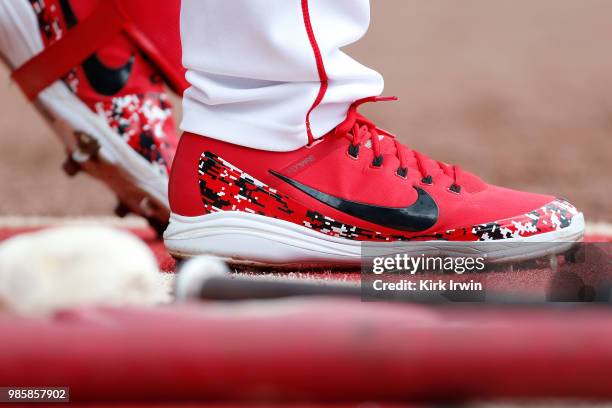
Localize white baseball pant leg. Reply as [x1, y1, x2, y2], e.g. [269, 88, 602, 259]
[180, 0, 384, 151]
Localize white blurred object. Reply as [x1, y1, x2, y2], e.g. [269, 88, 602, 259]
[174, 256, 229, 301]
[0, 226, 167, 316]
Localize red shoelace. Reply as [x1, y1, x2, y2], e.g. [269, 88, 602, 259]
[333, 96, 462, 192]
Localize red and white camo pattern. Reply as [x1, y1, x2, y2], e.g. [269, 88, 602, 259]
[198, 151, 579, 242]
[97, 94, 173, 175]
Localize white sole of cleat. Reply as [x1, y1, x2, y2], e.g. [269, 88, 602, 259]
[164, 210, 586, 266]
[0, 0, 169, 226]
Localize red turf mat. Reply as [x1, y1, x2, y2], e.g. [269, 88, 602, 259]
[0, 227, 611, 403]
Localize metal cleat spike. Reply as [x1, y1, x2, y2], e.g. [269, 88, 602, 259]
[62, 156, 81, 177]
[139, 197, 155, 217]
[140, 196, 165, 218]
[72, 131, 101, 163]
[114, 202, 131, 218]
[146, 216, 167, 238]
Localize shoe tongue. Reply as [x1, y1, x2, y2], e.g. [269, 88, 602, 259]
[379, 135, 398, 154]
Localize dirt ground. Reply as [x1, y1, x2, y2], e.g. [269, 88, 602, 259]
[0, 0, 610, 221]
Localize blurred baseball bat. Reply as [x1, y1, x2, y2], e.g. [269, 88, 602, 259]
[174, 254, 611, 305]
[174, 256, 361, 301]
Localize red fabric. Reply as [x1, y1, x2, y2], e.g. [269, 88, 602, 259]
[80, 0, 187, 94]
[121, 0, 188, 94]
[1, 301, 612, 402]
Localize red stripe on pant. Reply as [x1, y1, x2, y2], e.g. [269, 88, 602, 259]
[301, 0, 329, 146]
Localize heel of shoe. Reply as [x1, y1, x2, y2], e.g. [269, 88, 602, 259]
[168, 132, 213, 217]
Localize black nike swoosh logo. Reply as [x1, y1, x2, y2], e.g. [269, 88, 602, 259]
[59, 0, 134, 96]
[270, 171, 439, 232]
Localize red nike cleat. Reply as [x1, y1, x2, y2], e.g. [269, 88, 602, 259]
[165, 97, 585, 266]
[0, 0, 186, 234]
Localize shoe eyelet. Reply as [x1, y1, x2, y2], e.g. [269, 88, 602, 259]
[421, 175, 433, 185]
[396, 167, 408, 178]
[371, 155, 383, 168]
[448, 184, 462, 194]
[347, 144, 360, 159]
